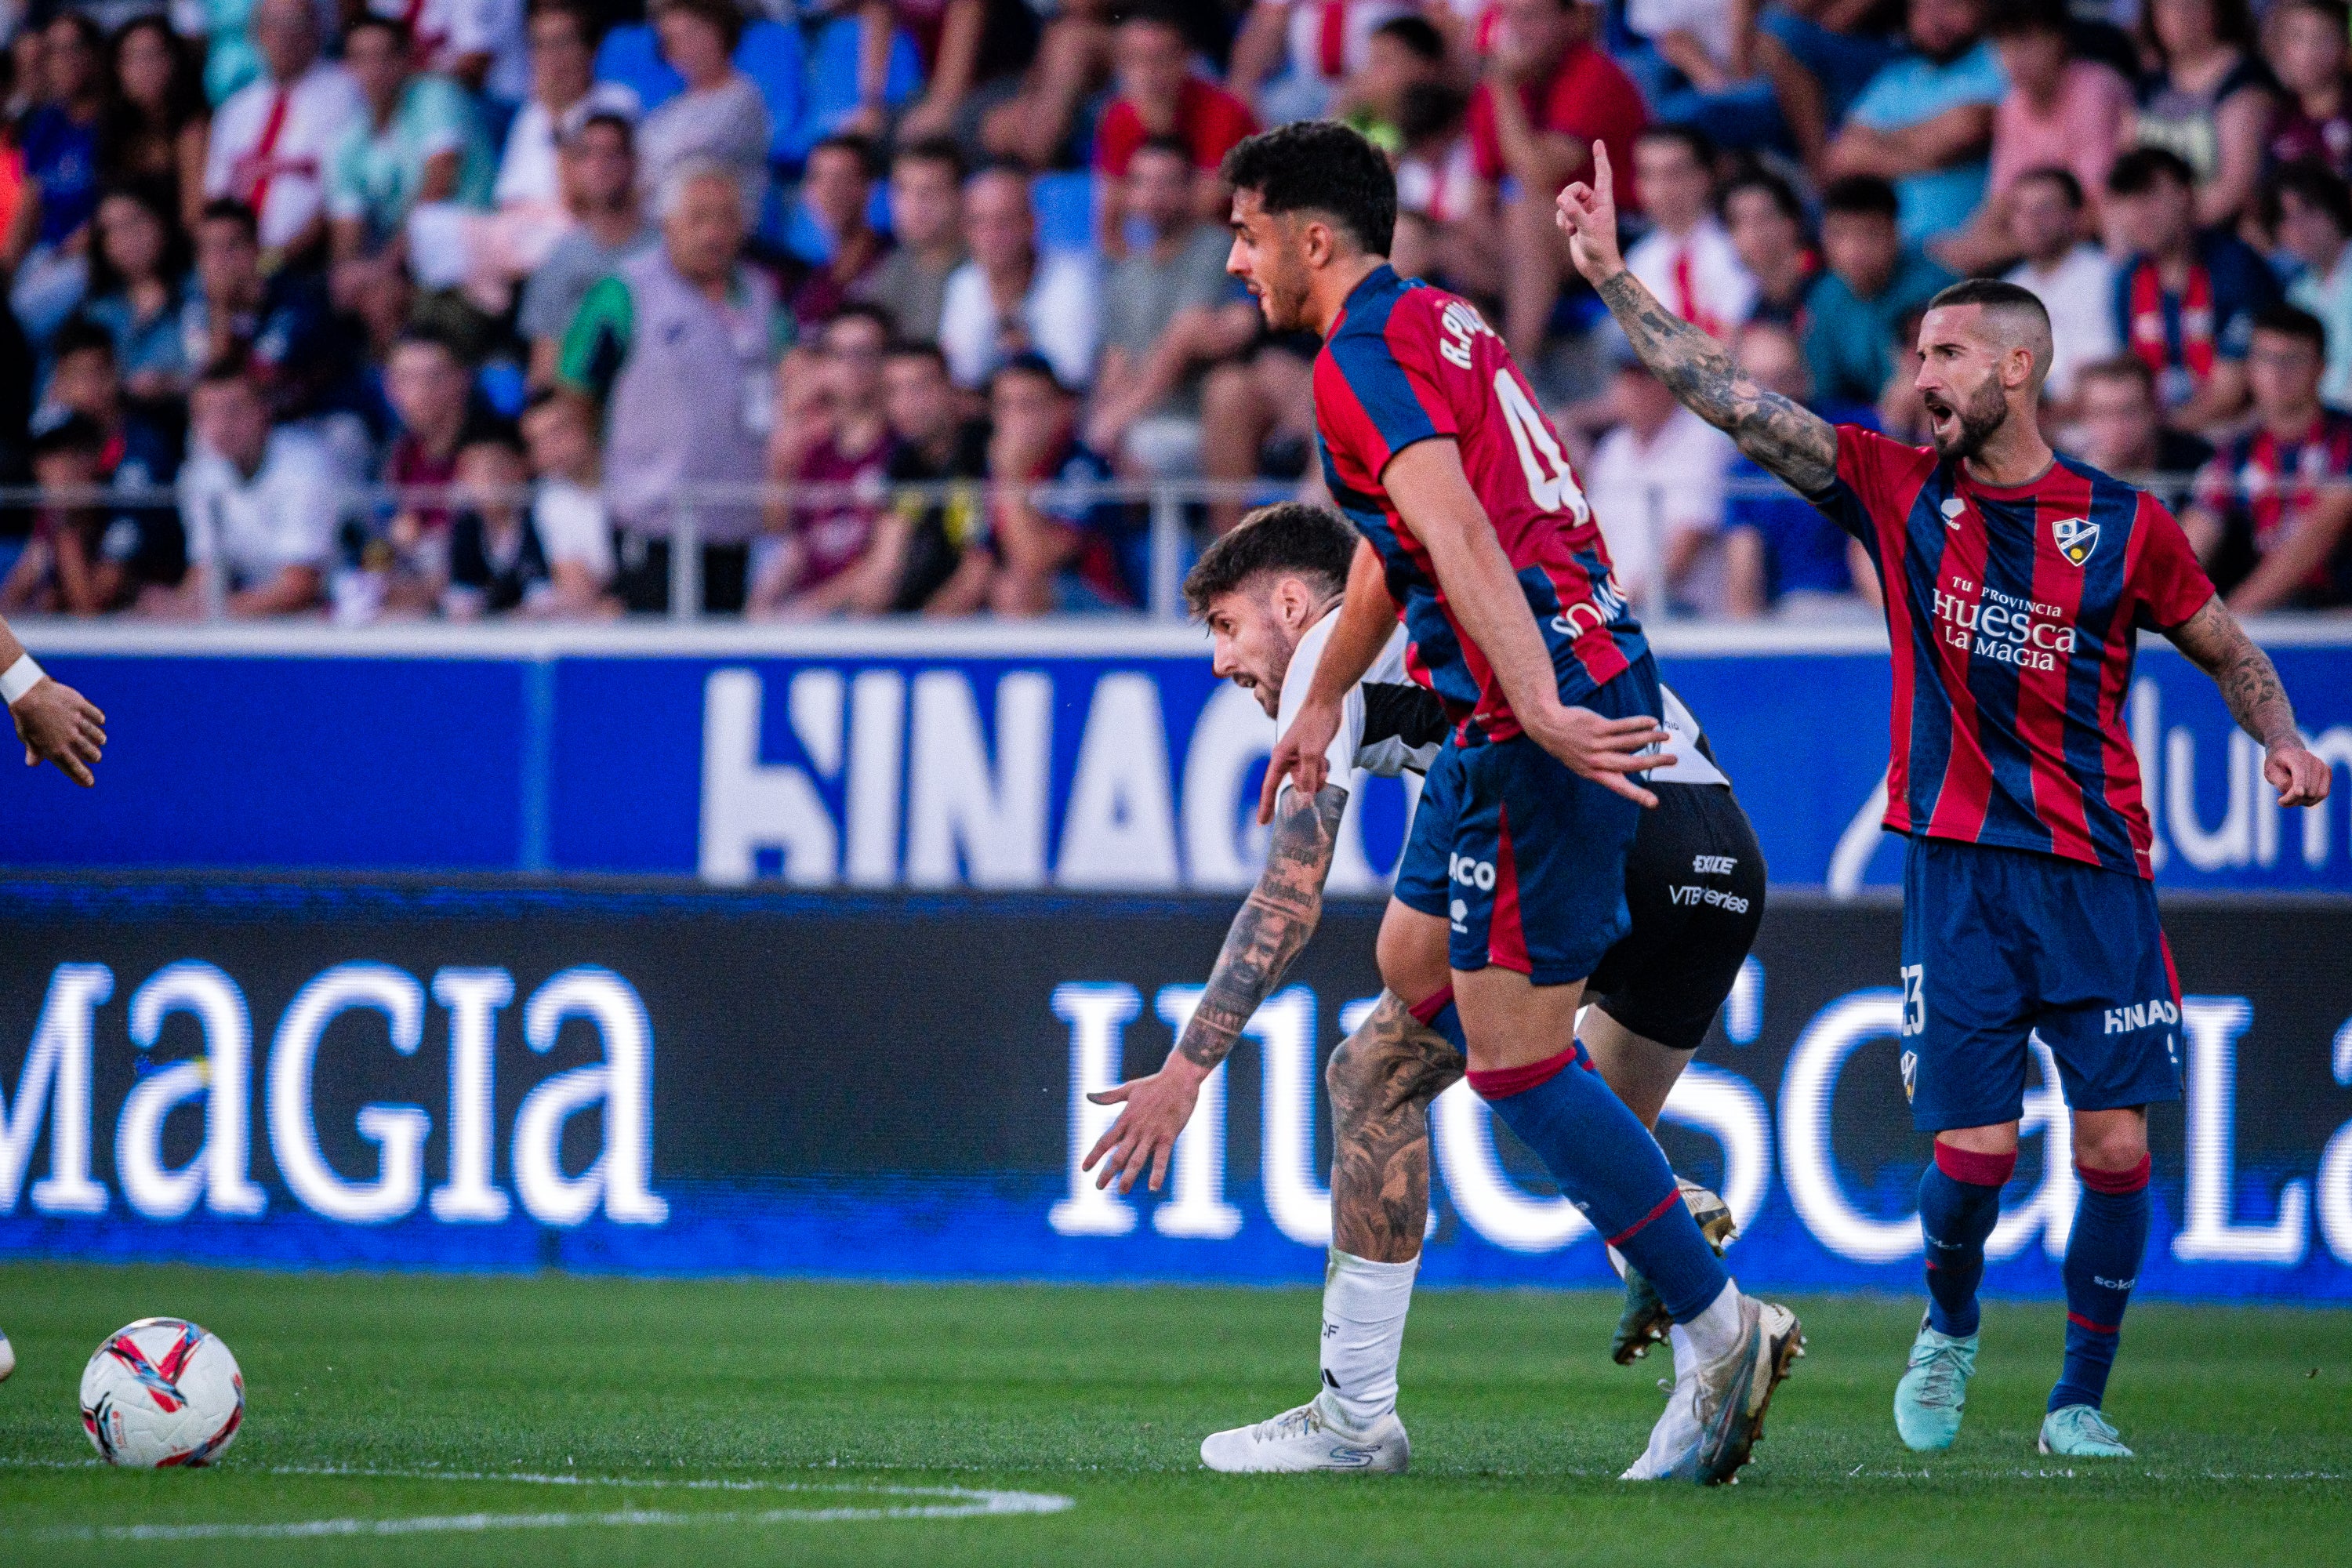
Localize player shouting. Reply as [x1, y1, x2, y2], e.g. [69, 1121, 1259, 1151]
[1189, 121, 1798, 1485]
[1555, 143, 2332, 1459]
[1083, 501, 1766, 1477]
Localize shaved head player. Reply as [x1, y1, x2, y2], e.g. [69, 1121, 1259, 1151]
[1556, 142, 2332, 1460]
[1192, 122, 1802, 1486]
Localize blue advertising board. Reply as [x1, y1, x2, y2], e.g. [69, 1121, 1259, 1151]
[5, 620, 2351, 891]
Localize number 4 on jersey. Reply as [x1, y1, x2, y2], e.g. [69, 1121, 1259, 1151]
[1494, 372, 1590, 523]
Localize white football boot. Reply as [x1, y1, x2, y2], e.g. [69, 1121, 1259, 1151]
[1621, 1365, 1702, 1480]
[1199, 1396, 1410, 1473]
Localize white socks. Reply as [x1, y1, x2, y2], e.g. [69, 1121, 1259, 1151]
[1316, 1248, 1418, 1431]
[1681, 1282, 1746, 1363]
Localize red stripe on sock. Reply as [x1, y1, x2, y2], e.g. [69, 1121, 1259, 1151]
[1934, 1142, 2016, 1188]
[2067, 1311, 2121, 1335]
[1465, 1044, 1578, 1100]
[2078, 1154, 2151, 1194]
[1606, 1187, 1683, 1248]
[1406, 986, 1454, 1027]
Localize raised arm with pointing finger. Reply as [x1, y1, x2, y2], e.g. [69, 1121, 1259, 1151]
[1553, 143, 1840, 497]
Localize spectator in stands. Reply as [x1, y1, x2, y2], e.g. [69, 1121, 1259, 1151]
[2000, 167, 2117, 416]
[891, 0, 1042, 147]
[7, 14, 110, 343]
[637, 0, 770, 221]
[1802, 174, 1953, 405]
[99, 16, 209, 234]
[83, 182, 191, 408]
[468, 0, 639, 294]
[1722, 167, 1819, 328]
[2266, 0, 2352, 181]
[2069, 356, 2214, 499]
[202, 0, 363, 266]
[1227, 0, 1416, 127]
[877, 339, 994, 612]
[977, 0, 1114, 171]
[1586, 350, 1734, 615]
[1330, 14, 1449, 154]
[1984, 0, 2128, 224]
[1625, 125, 1754, 339]
[2274, 162, 2352, 406]
[786, 134, 891, 331]
[382, 328, 485, 544]
[520, 113, 653, 387]
[1085, 136, 1258, 477]
[938, 162, 1098, 392]
[181, 197, 345, 423]
[985, 353, 1135, 614]
[152, 358, 337, 619]
[517, 384, 619, 616]
[1722, 321, 1875, 618]
[1389, 80, 1477, 287]
[38, 319, 180, 495]
[369, 0, 532, 107]
[750, 304, 903, 618]
[1622, 0, 1826, 165]
[326, 14, 494, 274]
[441, 426, 544, 618]
[560, 160, 786, 612]
[854, 137, 965, 347]
[1200, 335, 1319, 534]
[1471, 0, 1647, 361]
[180, 0, 262, 107]
[2105, 146, 2275, 431]
[1095, 2, 1258, 250]
[2183, 305, 2352, 611]
[2, 412, 186, 615]
[1824, 0, 2004, 244]
[2134, 0, 2274, 227]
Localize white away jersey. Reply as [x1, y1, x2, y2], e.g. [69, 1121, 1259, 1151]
[1275, 606, 1730, 793]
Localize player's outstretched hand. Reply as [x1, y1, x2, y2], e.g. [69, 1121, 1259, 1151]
[1083, 1061, 1206, 1195]
[13, 676, 105, 787]
[1258, 695, 1344, 824]
[1525, 702, 1671, 808]
[1553, 141, 1625, 287]
[2266, 739, 2333, 808]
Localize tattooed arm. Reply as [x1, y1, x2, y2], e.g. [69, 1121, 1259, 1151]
[2166, 594, 2333, 807]
[1551, 143, 1838, 496]
[1081, 782, 1350, 1195]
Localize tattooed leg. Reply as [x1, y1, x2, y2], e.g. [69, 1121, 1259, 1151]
[1326, 992, 1465, 1264]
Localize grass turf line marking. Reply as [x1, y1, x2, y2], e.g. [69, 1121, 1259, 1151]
[17, 1484, 1075, 1541]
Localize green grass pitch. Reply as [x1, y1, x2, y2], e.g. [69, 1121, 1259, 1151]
[0, 1264, 2346, 1566]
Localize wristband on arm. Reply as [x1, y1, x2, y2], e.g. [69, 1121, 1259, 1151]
[1, 654, 45, 707]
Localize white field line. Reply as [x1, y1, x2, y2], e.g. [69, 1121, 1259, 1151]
[0, 1465, 1073, 1537]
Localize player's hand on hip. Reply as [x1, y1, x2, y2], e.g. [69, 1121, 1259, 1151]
[12, 677, 105, 788]
[2265, 739, 2332, 808]
[1553, 141, 1626, 286]
[1259, 697, 1342, 824]
[1524, 702, 1671, 808]
[1083, 1060, 1206, 1195]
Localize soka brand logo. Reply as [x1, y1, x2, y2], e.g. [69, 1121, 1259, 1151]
[2053, 515, 2100, 566]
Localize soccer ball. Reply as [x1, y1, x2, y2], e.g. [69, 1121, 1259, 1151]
[78, 1319, 245, 1468]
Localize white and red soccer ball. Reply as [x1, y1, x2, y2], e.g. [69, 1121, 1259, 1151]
[78, 1318, 244, 1468]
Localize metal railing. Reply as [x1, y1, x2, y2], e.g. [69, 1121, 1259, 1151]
[0, 468, 2255, 627]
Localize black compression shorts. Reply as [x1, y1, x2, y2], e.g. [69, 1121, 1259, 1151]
[1583, 782, 1767, 1052]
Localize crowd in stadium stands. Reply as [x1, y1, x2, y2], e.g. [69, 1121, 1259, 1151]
[0, 0, 2350, 619]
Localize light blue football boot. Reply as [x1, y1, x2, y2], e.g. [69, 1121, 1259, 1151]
[2039, 1404, 2132, 1458]
[1893, 1314, 1977, 1451]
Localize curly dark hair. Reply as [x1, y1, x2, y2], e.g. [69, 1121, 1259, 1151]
[1220, 121, 1396, 257]
[1182, 502, 1359, 618]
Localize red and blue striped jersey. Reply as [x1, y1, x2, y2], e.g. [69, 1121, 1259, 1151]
[1312, 264, 1644, 745]
[1812, 426, 2217, 878]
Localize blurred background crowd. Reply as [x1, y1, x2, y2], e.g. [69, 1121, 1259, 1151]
[1, 0, 2350, 621]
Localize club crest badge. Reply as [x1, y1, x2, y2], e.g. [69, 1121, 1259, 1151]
[2052, 515, 2100, 565]
[1939, 498, 1966, 530]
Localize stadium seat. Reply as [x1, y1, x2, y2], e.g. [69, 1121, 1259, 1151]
[593, 19, 808, 167]
[592, 24, 681, 112]
[780, 13, 921, 169]
[1033, 171, 1096, 255]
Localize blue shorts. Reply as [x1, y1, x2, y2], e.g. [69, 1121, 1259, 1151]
[1899, 836, 2184, 1133]
[1394, 660, 1657, 985]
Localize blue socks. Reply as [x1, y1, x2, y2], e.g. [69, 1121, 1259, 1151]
[1468, 1040, 1727, 1322]
[2053, 1156, 2151, 1413]
[1919, 1142, 2012, 1338]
